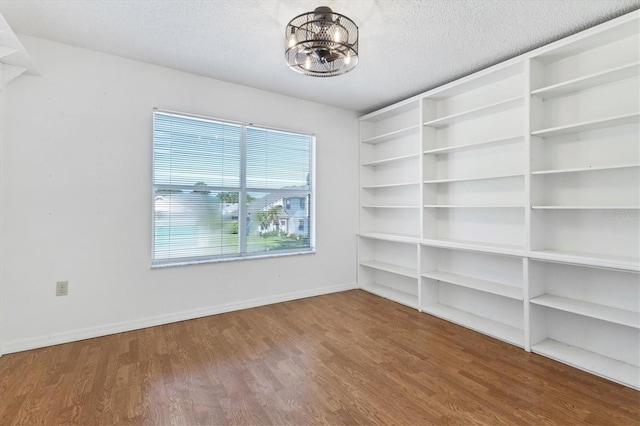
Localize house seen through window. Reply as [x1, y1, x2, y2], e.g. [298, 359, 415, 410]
[152, 110, 314, 265]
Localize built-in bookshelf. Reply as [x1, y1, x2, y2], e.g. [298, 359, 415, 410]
[358, 237, 419, 309]
[420, 247, 525, 347]
[357, 10, 640, 389]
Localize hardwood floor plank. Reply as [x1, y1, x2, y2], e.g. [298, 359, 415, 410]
[0, 290, 638, 425]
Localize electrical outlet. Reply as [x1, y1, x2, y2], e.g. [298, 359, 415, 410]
[56, 281, 68, 296]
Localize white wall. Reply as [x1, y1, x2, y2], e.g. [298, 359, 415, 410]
[0, 67, 4, 357]
[0, 36, 359, 353]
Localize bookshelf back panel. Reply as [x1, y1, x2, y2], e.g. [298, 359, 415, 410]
[361, 268, 418, 296]
[360, 107, 419, 140]
[532, 34, 640, 88]
[424, 208, 525, 246]
[424, 177, 525, 206]
[361, 161, 420, 186]
[538, 307, 640, 366]
[361, 185, 419, 206]
[433, 142, 524, 180]
[529, 260, 640, 312]
[428, 281, 524, 328]
[431, 73, 524, 119]
[361, 208, 420, 237]
[425, 248, 523, 288]
[530, 123, 640, 171]
[429, 107, 523, 143]
[359, 238, 418, 269]
[536, 77, 639, 130]
[531, 210, 640, 258]
[531, 168, 640, 206]
[361, 132, 419, 162]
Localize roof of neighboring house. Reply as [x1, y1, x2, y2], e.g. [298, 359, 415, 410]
[247, 186, 308, 218]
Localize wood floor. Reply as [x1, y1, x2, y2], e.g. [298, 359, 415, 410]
[0, 290, 638, 425]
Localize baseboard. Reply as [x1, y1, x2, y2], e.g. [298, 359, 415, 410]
[2, 282, 357, 355]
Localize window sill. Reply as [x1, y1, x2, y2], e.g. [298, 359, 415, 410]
[151, 248, 316, 269]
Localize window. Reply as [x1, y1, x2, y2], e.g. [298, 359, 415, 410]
[152, 110, 314, 266]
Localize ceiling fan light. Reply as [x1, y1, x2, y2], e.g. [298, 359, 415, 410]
[285, 6, 359, 77]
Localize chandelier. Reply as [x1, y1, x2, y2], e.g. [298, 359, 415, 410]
[285, 6, 359, 77]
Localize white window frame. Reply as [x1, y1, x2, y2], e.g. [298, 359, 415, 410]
[151, 109, 316, 267]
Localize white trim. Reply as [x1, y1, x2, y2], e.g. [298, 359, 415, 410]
[2, 282, 357, 354]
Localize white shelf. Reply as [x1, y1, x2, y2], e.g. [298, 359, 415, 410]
[530, 294, 639, 328]
[532, 113, 640, 138]
[532, 339, 640, 389]
[361, 125, 420, 144]
[361, 182, 420, 189]
[423, 304, 524, 347]
[531, 61, 640, 99]
[422, 270, 523, 300]
[423, 96, 524, 128]
[423, 173, 524, 184]
[532, 206, 640, 210]
[424, 205, 524, 209]
[423, 135, 523, 155]
[361, 154, 420, 167]
[530, 249, 640, 272]
[360, 260, 418, 278]
[361, 283, 418, 309]
[532, 163, 640, 175]
[359, 232, 420, 244]
[421, 238, 525, 257]
[362, 205, 420, 209]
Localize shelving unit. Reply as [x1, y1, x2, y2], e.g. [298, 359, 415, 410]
[358, 237, 419, 309]
[360, 99, 421, 241]
[358, 10, 640, 389]
[423, 208, 525, 249]
[529, 259, 639, 388]
[529, 11, 640, 278]
[420, 247, 525, 347]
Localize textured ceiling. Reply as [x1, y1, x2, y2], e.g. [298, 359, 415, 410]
[1, 0, 639, 114]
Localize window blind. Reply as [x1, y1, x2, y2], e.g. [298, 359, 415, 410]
[152, 111, 314, 265]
